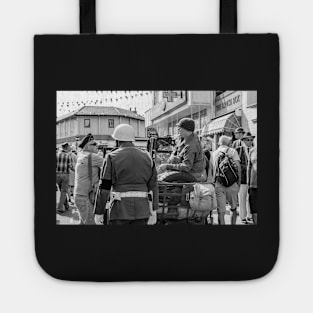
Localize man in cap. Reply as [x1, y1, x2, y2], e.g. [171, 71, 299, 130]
[242, 132, 255, 155]
[242, 132, 256, 222]
[56, 142, 73, 213]
[94, 124, 158, 225]
[159, 118, 206, 181]
[232, 127, 250, 224]
[74, 133, 103, 224]
[247, 140, 257, 224]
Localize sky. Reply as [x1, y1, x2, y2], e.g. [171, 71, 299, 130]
[57, 91, 154, 117]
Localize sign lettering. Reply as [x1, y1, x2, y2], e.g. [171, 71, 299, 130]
[215, 92, 241, 117]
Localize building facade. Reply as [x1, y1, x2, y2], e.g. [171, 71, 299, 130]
[145, 90, 257, 151]
[147, 91, 215, 137]
[202, 90, 257, 150]
[56, 106, 146, 149]
[57, 91, 154, 117]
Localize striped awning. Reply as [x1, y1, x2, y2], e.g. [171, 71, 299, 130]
[202, 113, 240, 136]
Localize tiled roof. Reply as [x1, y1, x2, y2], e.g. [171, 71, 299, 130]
[57, 106, 145, 122]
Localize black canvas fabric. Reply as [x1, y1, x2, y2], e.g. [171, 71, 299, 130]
[35, 0, 279, 281]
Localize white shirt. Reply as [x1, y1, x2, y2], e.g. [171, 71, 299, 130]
[212, 145, 240, 180]
[212, 145, 240, 165]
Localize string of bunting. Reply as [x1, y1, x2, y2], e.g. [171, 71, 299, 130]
[57, 91, 153, 115]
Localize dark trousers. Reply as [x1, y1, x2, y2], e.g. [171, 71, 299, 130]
[56, 172, 69, 211]
[110, 219, 148, 225]
[248, 188, 257, 214]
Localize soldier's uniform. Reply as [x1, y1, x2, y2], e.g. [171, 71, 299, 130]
[95, 142, 158, 225]
[167, 133, 205, 178]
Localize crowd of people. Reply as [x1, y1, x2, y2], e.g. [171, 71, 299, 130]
[56, 139, 104, 222]
[210, 128, 257, 225]
[56, 119, 257, 225]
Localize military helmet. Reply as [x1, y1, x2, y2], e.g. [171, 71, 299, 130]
[112, 124, 135, 142]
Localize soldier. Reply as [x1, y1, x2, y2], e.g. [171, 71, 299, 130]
[159, 118, 206, 181]
[94, 124, 158, 225]
[74, 133, 103, 224]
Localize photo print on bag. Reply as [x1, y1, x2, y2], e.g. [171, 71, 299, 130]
[56, 90, 257, 226]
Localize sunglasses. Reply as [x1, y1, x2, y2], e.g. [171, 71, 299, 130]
[245, 139, 253, 141]
[90, 142, 97, 146]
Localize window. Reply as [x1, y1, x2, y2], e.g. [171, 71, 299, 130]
[84, 119, 90, 128]
[108, 119, 114, 128]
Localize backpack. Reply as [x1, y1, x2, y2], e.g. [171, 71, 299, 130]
[215, 148, 239, 187]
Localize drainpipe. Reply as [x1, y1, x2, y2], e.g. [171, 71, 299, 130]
[213, 91, 216, 118]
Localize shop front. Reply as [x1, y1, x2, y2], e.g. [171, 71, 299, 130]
[202, 112, 241, 150]
[201, 91, 242, 150]
[149, 91, 214, 138]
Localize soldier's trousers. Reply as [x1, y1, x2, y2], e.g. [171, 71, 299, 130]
[110, 219, 148, 225]
[74, 194, 95, 225]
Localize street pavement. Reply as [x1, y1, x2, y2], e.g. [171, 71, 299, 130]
[210, 206, 246, 225]
[56, 203, 252, 225]
[56, 203, 80, 225]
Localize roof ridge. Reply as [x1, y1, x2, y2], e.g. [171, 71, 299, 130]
[114, 107, 122, 115]
[57, 105, 145, 121]
[77, 106, 85, 113]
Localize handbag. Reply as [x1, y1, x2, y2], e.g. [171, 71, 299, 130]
[189, 183, 217, 212]
[35, 0, 279, 281]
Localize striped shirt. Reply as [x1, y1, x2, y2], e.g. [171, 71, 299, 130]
[56, 151, 73, 174]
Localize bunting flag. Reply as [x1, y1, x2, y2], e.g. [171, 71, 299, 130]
[57, 91, 154, 117]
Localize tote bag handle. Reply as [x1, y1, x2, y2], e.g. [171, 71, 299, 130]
[80, 0, 96, 34]
[79, 0, 237, 34]
[220, 0, 237, 33]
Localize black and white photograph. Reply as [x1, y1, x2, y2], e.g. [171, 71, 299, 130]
[56, 90, 257, 226]
[5, 0, 313, 309]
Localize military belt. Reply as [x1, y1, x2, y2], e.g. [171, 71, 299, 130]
[111, 191, 148, 201]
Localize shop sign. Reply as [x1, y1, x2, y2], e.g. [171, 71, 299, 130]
[215, 91, 242, 117]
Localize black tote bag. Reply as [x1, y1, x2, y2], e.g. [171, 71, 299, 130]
[34, 0, 279, 281]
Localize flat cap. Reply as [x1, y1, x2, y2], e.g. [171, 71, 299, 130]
[176, 118, 195, 132]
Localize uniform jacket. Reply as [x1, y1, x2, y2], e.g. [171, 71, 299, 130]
[166, 133, 205, 175]
[74, 151, 103, 197]
[96, 143, 158, 221]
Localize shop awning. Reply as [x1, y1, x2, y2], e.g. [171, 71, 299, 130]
[202, 113, 240, 136]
